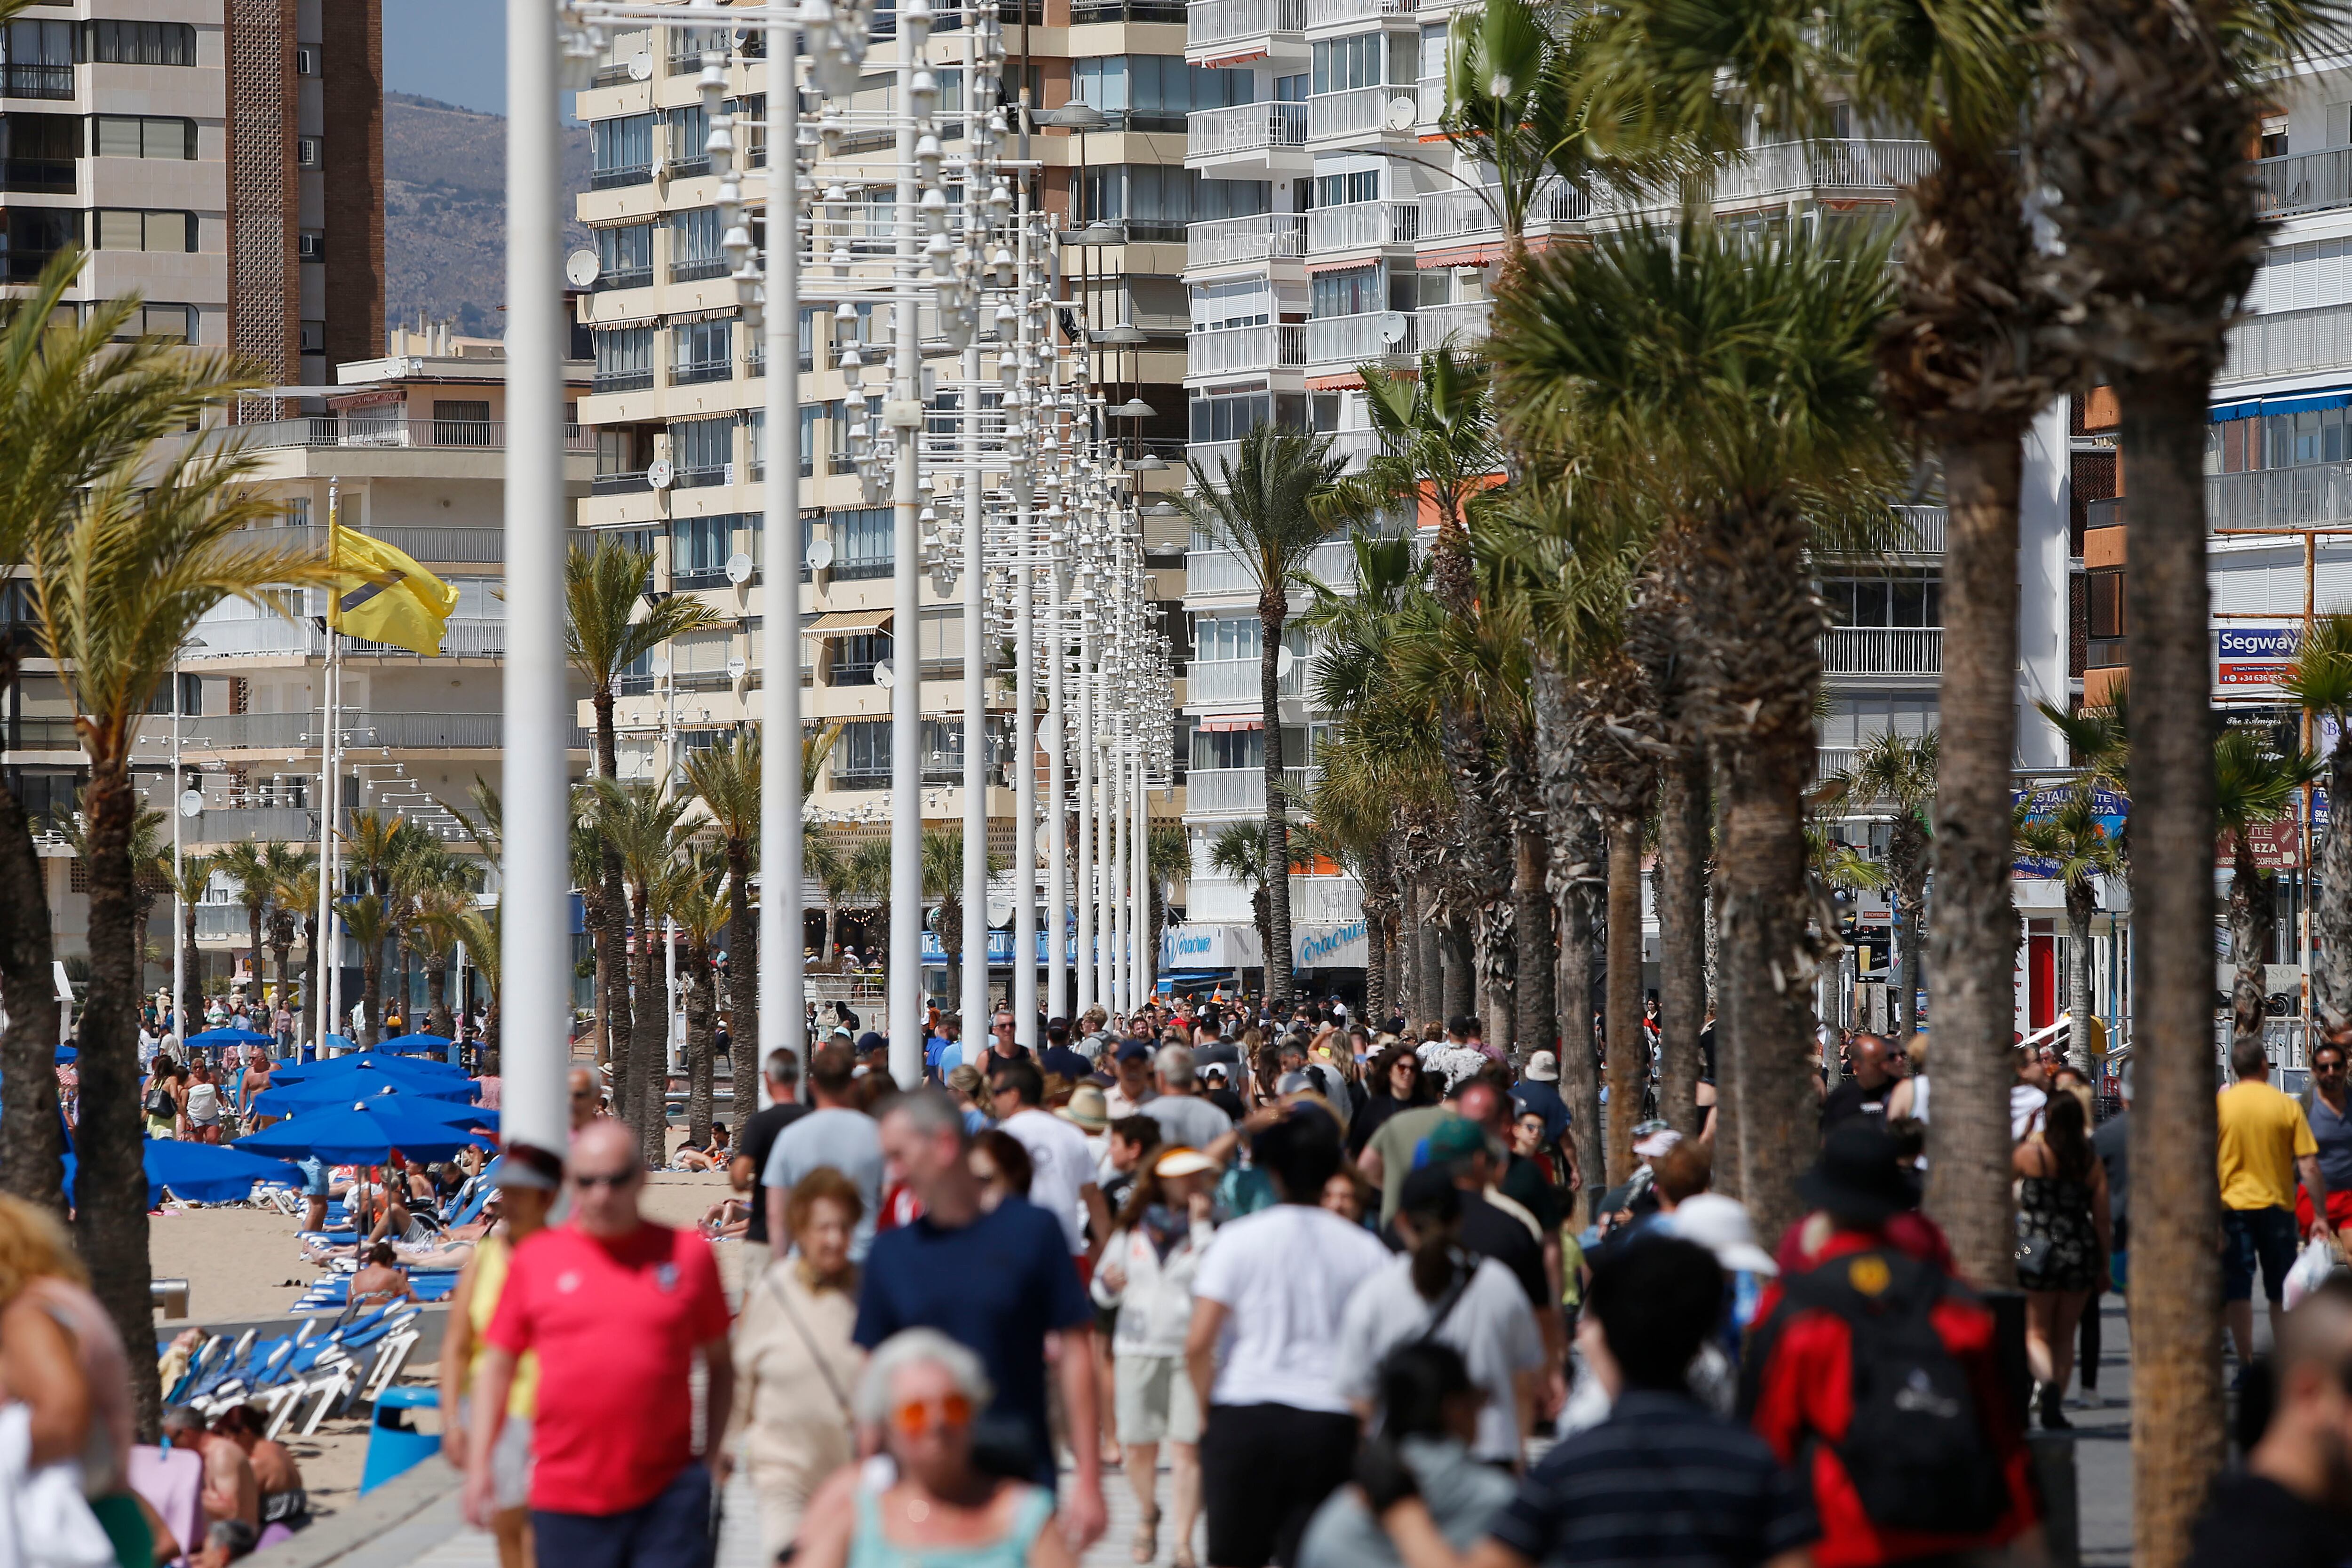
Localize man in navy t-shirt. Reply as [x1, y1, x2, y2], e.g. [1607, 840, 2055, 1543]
[857, 1089, 1108, 1552]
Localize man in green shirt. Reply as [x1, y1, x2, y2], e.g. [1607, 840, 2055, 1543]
[1360, 1075, 1462, 1226]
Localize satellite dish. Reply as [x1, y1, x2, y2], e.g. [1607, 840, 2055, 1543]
[873, 659, 897, 689]
[646, 457, 675, 490]
[564, 250, 601, 288]
[649, 653, 671, 676]
[727, 656, 748, 682]
[1378, 311, 1409, 345]
[178, 789, 203, 819]
[986, 898, 1013, 929]
[806, 537, 835, 571]
[725, 550, 754, 584]
[1385, 96, 1417, 131]
[627, 52, 653, 80]
[1276, 645, 1296, 677]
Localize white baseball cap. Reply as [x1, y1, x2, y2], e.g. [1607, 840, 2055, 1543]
[1668, 1193, 1778, 1276]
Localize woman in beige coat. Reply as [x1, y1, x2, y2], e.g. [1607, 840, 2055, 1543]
[731, 1167, 865, 1558]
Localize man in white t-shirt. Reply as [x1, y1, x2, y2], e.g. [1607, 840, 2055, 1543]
[1186, 1105, 1388, 1568]
[988, 1055, 1112, 1266]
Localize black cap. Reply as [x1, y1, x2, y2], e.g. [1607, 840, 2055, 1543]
[1797, 1122, 1917, 1223]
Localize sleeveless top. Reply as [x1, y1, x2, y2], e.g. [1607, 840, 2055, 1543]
[183, 1083, 219, 1122]
[848, 1484, 1053, 1568]
[466, 1234, 539, 1417]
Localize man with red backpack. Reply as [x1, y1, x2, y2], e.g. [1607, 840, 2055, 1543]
[1740, 1123, 2043, 1567]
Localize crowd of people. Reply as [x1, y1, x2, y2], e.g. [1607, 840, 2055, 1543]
[26, 989, 2352, 1568]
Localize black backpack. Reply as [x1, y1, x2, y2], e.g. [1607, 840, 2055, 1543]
[1773, 1249, 2008, 1536]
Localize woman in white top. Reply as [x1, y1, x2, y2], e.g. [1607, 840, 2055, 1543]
[1090, 1148, 1220, 1568]
[183, 1063, 223, 1145]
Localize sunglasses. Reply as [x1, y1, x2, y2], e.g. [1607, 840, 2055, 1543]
[572, 1170, 637, 1190]
[892, 1393, 973, 1439]
[2321, 1060, 2348, 1073]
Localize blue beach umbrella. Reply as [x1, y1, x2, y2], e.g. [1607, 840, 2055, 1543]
[232, 1100, 494, 1165]
[377, 1032, 455, 1057]
[269, 1052, 469, 1088]
[188, 1027, 274, 1050]
[64, 1139, 303, 1210]
[249, 1075, 472, 1119]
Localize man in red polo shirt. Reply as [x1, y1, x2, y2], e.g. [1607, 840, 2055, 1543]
[463, 1121, 733, 1568]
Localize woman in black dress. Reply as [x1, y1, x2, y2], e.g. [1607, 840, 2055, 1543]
[2013, 1088, 2110, 1429]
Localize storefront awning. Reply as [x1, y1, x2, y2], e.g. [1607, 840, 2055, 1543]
[803, 609, 893, 637]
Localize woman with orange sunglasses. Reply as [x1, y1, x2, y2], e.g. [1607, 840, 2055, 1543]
[795, 1329, 1078, 1568]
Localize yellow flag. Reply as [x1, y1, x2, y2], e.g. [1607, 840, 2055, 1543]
[326, 525, 459, 657]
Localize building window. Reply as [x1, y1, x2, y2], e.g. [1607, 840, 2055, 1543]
[432, 400, 492, 446]
[593, 324, 653, 392]
[670, 416, 734, 485]
[672, 318, 732, 385]
[594, 223, 652, 289]
[671, 207, 727, 282]
[0, 20, 74, 99]
[828, 506, 892, 579]
[1311, 33, 1391, 93]
[0, 207, 72, 280]
[115, 301, 189, 342]
[2087, 568, 2125, 642]
[1192, 614, 1261, 661]
[671, 513, 733, 585]
[300, 319, 324, 353]
[834, 719, 891, 786]
[85, 20, 197, 65]
[591, 113, 655, 188]
[91, 113, 194, 159]
[1189, 390, 1271, 443]
[1191, 726, 1266, 771]
[1309, 264, 1381, 318]
[1078, 164, 1266, 238]
[0, 112, 76, 191]
[831, 630, 890, 686]
[294, 44, 318, 75]
[295, 135, 321, 168]
[93, 208, 195, 252]
[1820, 573, 1942, 629]
[1314, 170, 1379, 207]
[666, 103, 710, 174]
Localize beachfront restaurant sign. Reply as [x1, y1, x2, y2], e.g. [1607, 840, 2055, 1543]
[2216, 624, 2300, 690]
[1161, 923, 1264, 971]
[1294, 919, 1368, 971]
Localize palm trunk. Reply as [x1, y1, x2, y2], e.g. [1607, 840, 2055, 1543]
[181, 903, 201, 1024]
[359, 946, 382, 1048]
[1889, 822, 1929, 1039]
[75, 756, 163, 1437]
[2065, 880, 2097, 1074]
[1556, 819, 1603, 1219]
[426, 953, 452, 1041]
[1414, 879, 1442, 1021]
[1262, 592, 1294, 1007]
[1513, 817, 1553, 1056]
[301, 917, 318, 1038]
[2319, 734, 2352, 1033]
[822, 897, 838, 963]
[1361, 853, 1395, 1027]
[726, 842, 756, 1051]
[1657, 745, 1708, 1137]
[1604, 814, 1644, 1185]
[1440, 919, 1473, 1021]
[0, 774, 65, 1213]
[2230, 842, 2273, 1055]
[599, 872, 633, 1088]
[686, 946, 716, 1147]
[629, 891, 667, 1166]
[2118, 372, 2226, 1561]
[1477, 899, 1515, 1054]
[940, 897, 964, 1014]
[246, 904, 264, 1006]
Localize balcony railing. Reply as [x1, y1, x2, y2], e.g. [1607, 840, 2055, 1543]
[671, 255, 730, 283]
[673, 358, 733, 386]
[1706, 138, 1933, 207]
[594, 264, 652, 291]
[223, 419, 596, 454]
[1186, 211, 1306, 268]
[2255, 148, 2352, 220]
[591, 162, 654, 190]
[2209, 462, 2352, 528]
[1185, 766, 1315, 815]
[1819, 626, 1942, 675]
[1305, 310, 1417, 365]
[2223, 302, 2352, 384]
[1891, 504, 1946, 555]
[168, 711, 514, 752]
[1072, 0, 1187, 19]
[1419, 299, 1492, 347]
[179, 617, 509, 661]
[1416, 181, 1588, 241]
[1189, 657, 1305, 704]
[245, 524, 508, 564]
[1188, 0, 1305, 50]
[1187, 323, 1306, 376]
[1305, 0, 1412, 23]
[1307, 85, 1409, 141]
[1188, 536, 1363, 594]
[593, 470, 652, 496]
[1291, 875, 1365, 923]
[594, 369, 654, 393]
[1188, 102, 1308, 161]
[1306, 200, 1417, 250]
[1815, 748, 1858, 780]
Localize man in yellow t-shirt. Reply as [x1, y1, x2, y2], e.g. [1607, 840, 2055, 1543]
[2217, 1036, 2333, 1362]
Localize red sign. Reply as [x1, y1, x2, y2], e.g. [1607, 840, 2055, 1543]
[2218, 817, 2303, 869]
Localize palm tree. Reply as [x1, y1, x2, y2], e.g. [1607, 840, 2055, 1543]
[2283, 618, 2352, 1032]
[1325, 350, 1499, 615]
[161, 853, 219, 1023]
[595, 778, 696, 1166]
[337, 895, 396, 1051]
[2035, 2, 2335, 1549]
[214, 841, 279, 1006]
[682, 730, 763, 1049]
[0, 251, 295, 1286]
[2214, 728, 2320, 1058]
[667, 849, 731, 1147]
[567, 539, 726, 1081]
[259, 843, 313, 1020]
[1490, 221, 1903, 1245]
[1208, 820, 1276, 981]
[845, 837, 893, 960]
[456, 907, 502, 1051]
[337, 809, 411, 1043]
[2015, 788, 2125, 1073]
[921, 826, 1008, 1011]
[1144, 822, 1192, 975]
[1815, 731, 1940, 1038]
[1182, 424, 1353, 1009]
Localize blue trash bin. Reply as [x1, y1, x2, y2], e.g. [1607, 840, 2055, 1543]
[359, 1386, 440, 1495]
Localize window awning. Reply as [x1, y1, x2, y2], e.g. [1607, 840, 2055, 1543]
[1195, 716, 1263, 732]
[2211, 390, 2352, 422]
[804, 609, 893, 637]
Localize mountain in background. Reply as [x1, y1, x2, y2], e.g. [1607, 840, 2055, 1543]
[384, 92, 590, 342]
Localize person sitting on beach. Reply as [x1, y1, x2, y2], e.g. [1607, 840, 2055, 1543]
[161, 1406, 259, 1532]
[675, 1124, 732, 1172]
[208, 1406, 308, 1536]
[349, 1243, 417, 1313]
[699, 1196, 752, 1240]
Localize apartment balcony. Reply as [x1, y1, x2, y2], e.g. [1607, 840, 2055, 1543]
[1305, 200, 1418, 254]
[1187, 323, 1307, 378]
[225, 419, 596, 454]
[672, 357, 733, 387]
[2209, 462, 2352, 528]
[2255, 148, 2352, 220]
[1419, 299, 1492, 349]
[1187, 102, 1310, 173]
[178, 617, 509, 661]
[1290, 875, 1365, 923]
[1416, 182, 1588, 260]
[182, 811, 322, 850]
[2222, 302, 2352, 385]
[1307, 85, 1417, 143]
[0, 716, 78, 754]
[1819, 626, 1942, 676]
[1704, 138, 1933, 210]
[169, 711, 517, 753]
[1305, 310, 1417, 370]
[1187, 537, 1364, 596]
[1891, 505, 1946, 556]
[1189, 656, 1305, 706]
[1305, 0, 1413, 24]
[1185, 765, 1315, 816]
[245, 524, 509, 565]
[2, 63, 72, 100]
[1186, 212, 1306, 271]
[1815, 748, 1857, 781]
[1186, 0, 1305, 61]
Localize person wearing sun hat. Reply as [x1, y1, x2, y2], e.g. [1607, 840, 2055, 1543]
[1093, 1146, 1223, 1567]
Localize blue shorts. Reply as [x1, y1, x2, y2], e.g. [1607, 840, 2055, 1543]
[2222, 1205, 2299, 1303]
[299, 1158, 330, 1199]
[532, 1463, 711, 1568]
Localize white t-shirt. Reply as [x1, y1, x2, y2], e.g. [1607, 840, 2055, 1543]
[1192, 1203, 1391, 1414]
[2010, 1084, 2047, 1142]
[998, 1106, 1097, 1255]
[1334, 1254, 1543, 1462]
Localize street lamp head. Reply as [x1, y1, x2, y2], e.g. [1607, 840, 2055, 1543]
[1113, 397, 1155, 417]
[1082, 221, 1122, 244]
[1047, 102, 1107, 130]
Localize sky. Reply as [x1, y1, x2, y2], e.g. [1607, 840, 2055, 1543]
[384, 1, 509, 115]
